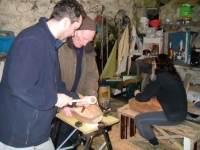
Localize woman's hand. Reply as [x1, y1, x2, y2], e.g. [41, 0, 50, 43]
[134, 90, 141, 96]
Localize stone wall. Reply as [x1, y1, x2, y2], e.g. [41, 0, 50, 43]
[0, 0, 199, 36]
[0, 0, 135, 35]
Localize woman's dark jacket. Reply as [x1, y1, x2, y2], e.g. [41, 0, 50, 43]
[136, 72, 187, 122]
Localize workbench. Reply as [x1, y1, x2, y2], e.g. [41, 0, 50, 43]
[55, 112, 119, 150]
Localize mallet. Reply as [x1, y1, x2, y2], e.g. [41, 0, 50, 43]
[71, 96, 97, 104]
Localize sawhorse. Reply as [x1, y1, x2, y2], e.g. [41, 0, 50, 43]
[55, 112, 119, 150]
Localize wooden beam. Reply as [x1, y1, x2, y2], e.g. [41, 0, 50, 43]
[154, 126, 183, 150]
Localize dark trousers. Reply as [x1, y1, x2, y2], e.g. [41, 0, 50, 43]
[51, 119, 79, 150]
[134, 111, 183, 140]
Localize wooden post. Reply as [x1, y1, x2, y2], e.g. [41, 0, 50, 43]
[130, 118, 136, 137]
[120, 115, 127, 139]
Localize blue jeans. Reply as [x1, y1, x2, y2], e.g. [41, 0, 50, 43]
[134, 111, 183, 140]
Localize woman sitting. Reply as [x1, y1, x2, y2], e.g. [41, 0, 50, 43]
[134, 54, 187, 146]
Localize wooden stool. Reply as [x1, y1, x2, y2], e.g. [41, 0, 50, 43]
[117, 104, 137, 139]
[117, 104, 200, 150]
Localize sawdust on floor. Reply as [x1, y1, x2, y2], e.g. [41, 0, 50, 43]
[77, 97, 184, 150]
[77, 122, 184, 150]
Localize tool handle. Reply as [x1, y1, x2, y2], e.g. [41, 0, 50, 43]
[71, 99, 87, 103]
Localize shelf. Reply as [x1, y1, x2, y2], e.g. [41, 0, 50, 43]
[161, 21, 200, 28]
[143, 37, 163, 54]
[174, 62, 200, 70]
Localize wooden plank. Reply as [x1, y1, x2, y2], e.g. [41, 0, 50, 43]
[188, 101, 200, 116]
[120, 115, 127, 139]
[128, 135, 184, 141]
[130, 117, 136, 137]
[101, 115, 119, 126]
[56, 113, 98, 134]
[156, 122, 200, 141]
[117, 104, 140, 118]
[184, 120, 200, 130]
[56, 113, 119, 135]
[154, 126, 183, 150]
[189, 86, 200, 93]
[184, 137, 194, 150]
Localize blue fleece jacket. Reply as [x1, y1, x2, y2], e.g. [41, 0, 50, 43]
[0, 17, 79, 147]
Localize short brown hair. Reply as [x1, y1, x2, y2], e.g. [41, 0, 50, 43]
[49, 0, 86, 23]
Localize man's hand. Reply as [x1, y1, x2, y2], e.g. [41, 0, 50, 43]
[55, 93, 72, 108]
[61, 107, 73, 117]
[134, 90, 141, 96]
[78, 93, 84, 99]
[76, 96, 93, 107]
[76, 101, 90, 107]
[76, 94, 91, 107]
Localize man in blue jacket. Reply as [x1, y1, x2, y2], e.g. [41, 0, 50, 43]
[0, 0, 88, 149]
